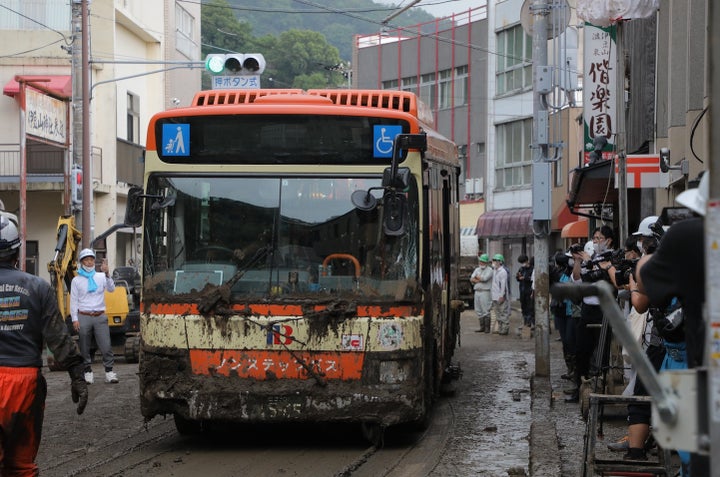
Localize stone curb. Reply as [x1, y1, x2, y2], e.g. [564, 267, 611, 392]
[529, 374, 563, 476]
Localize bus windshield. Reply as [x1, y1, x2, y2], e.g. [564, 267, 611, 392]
[142, 175, 419, 302]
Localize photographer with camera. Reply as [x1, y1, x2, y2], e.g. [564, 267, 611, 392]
[606, 218, 668, 455]
[565, 225, 618, 403]
[631, 175, 708, 475]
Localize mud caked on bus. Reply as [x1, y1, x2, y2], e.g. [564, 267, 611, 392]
[133, 89, 464, 442]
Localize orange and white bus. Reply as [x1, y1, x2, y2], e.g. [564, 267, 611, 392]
[135, 89, 463, 441]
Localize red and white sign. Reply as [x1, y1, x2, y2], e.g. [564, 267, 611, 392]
[613, 154, 669, 188]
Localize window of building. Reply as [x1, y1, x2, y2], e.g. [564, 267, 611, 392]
[382, 79, 399, 90]
[401, 76, 417, 93]
[419, 73, 436, 110]
[495, 118, 532, 189]
[438, 69, 453, 109]
[0, 0, 69, 30]
[496, 25, 532, 95]
[127, 92, 140, 144]
[454, 65, 469, 106]
[175, 3, 197, 59]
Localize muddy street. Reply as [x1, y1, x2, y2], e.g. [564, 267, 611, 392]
[36, 308, 588, 476]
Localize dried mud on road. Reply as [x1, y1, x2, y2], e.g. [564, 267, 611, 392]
[36, 307, 591, 477]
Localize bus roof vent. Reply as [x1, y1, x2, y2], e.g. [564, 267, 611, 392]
[308, 90, 434, 127]
[192, 89, 304, 106]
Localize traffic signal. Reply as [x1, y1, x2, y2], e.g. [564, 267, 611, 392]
[71, 165, 82, 206]
[205, 53, 266, 75]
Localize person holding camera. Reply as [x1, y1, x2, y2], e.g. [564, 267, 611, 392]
[565, 225, 617, 403]
[632, 175, 708, 475]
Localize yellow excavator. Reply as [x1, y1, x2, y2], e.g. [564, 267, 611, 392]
[46, 215, 140, 370]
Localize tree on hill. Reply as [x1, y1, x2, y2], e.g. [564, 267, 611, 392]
[226, 0, 434, 61]
[202, 0, 347, 89]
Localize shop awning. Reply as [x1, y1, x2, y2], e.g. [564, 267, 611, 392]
[566, 160, 617, 210]
[475, 208, 533, 239]
[561, 219, 588, 238]
[3, 75, 72, 99]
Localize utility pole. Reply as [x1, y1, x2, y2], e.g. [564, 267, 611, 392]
[615, 23, 628, 243]
[530, 0, 551, 376]
[81, 0, 91, 246]
[706, 3, 719, 473]
[71, 0, 82, 221]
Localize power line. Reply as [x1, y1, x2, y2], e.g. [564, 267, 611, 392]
[178, 0, 400, 14]
[0, 38, 66, 58]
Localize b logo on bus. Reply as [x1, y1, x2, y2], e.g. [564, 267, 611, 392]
[267, 324, 293, 345]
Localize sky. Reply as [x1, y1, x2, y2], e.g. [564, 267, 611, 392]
[373, 0, 482, 19]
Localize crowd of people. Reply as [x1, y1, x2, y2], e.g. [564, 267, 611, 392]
[469, 173, 708, 476]
[546, 173, 708, 476]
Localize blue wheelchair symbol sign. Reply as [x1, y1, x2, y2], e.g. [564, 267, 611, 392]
[373, 125, 402, 158]
[162, 124, 190, 156]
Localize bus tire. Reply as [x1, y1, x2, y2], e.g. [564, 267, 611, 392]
[173, 414, 203, 435]
[124, 335, 141, 363]
[360, 421, 384, 447]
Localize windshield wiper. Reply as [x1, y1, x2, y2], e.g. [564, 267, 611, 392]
[197, 246, 269, 314]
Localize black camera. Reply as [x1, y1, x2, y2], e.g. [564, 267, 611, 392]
[580, 263, 608, 283]
[613, 258, 638, 286]
[569, 243, 583, 255]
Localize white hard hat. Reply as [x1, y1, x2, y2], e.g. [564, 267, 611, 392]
[78, 248, 96, 261]
[584, 240, 594, 256]
[0, 215, 21, 258]
[676, 173, 708, 216]
[632, 215, 659, 236]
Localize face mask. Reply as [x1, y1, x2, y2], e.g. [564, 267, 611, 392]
[81, 265, 95, 273]
[636, 241, 644, 254]
[593, 241, 607, 254]
[567, 258, 574, 267]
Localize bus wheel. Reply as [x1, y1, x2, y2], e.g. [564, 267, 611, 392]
[173, 414, 203, 435]
[360, 421, 384, 448]
[124, 335, 141, 363]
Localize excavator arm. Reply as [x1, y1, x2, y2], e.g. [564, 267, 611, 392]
[47, 215, 82, 318]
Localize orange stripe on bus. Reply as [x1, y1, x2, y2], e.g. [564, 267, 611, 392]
[189, 349, 364, 380]
[145, 302, 419, 317]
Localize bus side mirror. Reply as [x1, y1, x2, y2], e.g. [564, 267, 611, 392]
[124, 187, 144, 227]
[382, 133, 426, 188]
[382, 167, 411, 190]
[383, 192, 406, 236]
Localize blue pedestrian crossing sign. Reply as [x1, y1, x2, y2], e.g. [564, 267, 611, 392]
[162, 124, 189, 156]
[373, 125, 402, 158]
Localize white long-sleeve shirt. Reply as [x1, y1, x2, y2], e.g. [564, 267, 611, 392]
[70, 272, 115, 322]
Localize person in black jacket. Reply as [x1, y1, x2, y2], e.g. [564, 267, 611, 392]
[516, 255, 534, 327]
[635, 174, 708, 476]
[0, 215, 88, 477]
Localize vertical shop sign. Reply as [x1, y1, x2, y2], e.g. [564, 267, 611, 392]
[583, 23, 616, 164]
